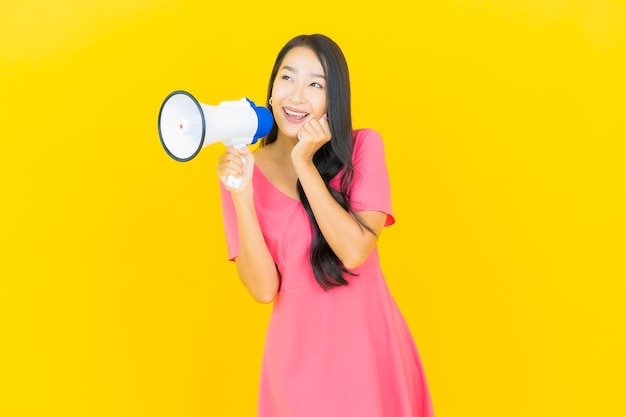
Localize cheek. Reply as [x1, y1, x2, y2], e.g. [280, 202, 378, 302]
[312, 94, 327, 113]
[271, 82, 288, 102]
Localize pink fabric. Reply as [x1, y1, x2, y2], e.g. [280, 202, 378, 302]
[220, 129, 434, 417]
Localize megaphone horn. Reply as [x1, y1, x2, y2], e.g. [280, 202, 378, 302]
[157, 89, 274, 164]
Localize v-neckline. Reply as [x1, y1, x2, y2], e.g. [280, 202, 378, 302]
[254, 165, 301, 203]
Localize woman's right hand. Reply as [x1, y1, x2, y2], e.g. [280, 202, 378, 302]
[216, 146, 255, 194]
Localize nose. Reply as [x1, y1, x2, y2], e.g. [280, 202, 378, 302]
[288, 83, 306, 104]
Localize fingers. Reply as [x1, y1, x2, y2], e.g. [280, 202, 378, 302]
[317, 113, 330, 134]
[297, 114, 331, 143]
[216, 146, 251, 185]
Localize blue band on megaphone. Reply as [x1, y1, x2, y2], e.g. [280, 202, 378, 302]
[246, 98, 274, 143]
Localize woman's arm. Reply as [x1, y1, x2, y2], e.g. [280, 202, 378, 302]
[230, 193, 280, 303]
[292, 118, 386, 269]
[293, 159, 386, 269]
[218, 146, 279, 303]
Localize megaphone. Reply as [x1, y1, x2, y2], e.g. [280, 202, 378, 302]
[157, 90, 274, 188]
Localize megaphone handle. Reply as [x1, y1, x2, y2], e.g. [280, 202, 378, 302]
[225, 144, 247, 189]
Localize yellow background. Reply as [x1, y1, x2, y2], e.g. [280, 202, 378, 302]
[1, 1, 624, 416]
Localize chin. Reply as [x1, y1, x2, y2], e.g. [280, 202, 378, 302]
[276, 125, 299, 139]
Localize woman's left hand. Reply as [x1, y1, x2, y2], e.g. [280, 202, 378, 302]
[291, 114, 331, 163]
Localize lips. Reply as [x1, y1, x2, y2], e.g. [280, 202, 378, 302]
[283, 107, 309, 122]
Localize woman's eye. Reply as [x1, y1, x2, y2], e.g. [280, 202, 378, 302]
[311, 82, 323, 88]
[281, 75, 292, 81]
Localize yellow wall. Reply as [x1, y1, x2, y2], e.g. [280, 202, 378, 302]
[1, 1, 624, 416]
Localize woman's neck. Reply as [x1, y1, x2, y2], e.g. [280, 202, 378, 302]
[270, 133, 298, 157]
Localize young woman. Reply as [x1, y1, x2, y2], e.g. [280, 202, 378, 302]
[217, 34, 434, 417]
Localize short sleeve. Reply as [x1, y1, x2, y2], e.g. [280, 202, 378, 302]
[348, 129, 395, 227]
[218, 181, 240, 261]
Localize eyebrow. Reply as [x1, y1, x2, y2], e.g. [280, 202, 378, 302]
[281, 65, 326, 79]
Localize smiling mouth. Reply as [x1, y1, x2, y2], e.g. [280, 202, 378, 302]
[284, 108, 309, 119]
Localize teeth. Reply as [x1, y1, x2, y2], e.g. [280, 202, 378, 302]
[285, 109, 307, 118]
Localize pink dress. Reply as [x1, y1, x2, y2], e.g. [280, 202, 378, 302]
[220, 129, 434, 417]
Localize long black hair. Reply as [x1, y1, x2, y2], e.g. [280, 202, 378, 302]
[260, 34, 374, 290]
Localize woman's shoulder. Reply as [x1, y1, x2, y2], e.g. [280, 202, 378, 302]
[352, 128, 385, 154]
[353, 127, 382, 141]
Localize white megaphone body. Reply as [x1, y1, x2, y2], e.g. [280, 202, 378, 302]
[157, 90, 274, 188]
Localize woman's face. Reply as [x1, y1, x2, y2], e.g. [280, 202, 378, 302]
[271, 46, 327, 139]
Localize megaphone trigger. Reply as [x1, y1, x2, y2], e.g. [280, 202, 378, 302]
[225, 144, 247, 190]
